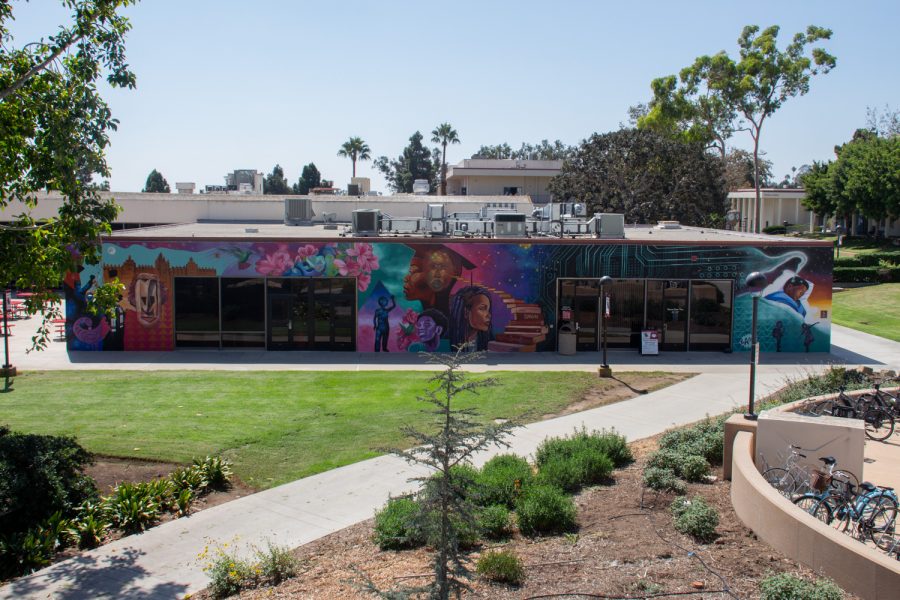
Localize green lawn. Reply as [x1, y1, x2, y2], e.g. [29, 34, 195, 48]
[3, 370, 680, 488]
[832, 283, 900, 342]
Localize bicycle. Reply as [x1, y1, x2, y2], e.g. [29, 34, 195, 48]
[761, 445, 859, 499]
[857, 379, 900, 420]
[809, 387, 895, 441]
[793, 457, 898, 550]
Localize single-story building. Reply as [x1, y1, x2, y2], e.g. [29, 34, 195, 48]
[65, 216, 833, 355]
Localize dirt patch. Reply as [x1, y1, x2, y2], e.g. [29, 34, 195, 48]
[541, 373, 693, 420]
[196, 436, 857, 600]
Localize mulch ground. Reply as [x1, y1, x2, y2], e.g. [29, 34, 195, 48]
[194, 437, 856, 600]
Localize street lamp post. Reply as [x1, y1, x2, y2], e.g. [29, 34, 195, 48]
[598, 276, 613, 376]
[744, 272, 767, 420]
[2, 290, 13, 393]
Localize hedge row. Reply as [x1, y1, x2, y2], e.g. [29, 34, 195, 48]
[833, 266, 900, 283]
[833, 251, 900, 267]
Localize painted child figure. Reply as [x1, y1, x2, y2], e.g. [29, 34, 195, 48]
[373, 295, 396, 352]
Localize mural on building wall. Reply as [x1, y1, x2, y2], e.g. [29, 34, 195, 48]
[66, 239, 832, 353]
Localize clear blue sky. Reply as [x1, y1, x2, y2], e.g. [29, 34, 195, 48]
[11, 0, 900, 193]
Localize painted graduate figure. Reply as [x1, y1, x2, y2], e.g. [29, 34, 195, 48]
[762, 270, 814, 322]
[449, 285, 493, 352]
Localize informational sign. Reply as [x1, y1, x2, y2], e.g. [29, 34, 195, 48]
[641, 329, 659, 355]
[561, 307, 572, 321]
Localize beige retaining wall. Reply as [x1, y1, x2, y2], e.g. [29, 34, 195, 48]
[731, 431, 900, 599]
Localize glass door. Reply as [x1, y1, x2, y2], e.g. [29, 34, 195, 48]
[267, 278, 355, 351]
[558, 279, 600, 351]
[646, 280, 689, 351]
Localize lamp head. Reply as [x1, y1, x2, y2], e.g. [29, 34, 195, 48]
[745, 271, 766, 291]
[598, 276, 613, 286]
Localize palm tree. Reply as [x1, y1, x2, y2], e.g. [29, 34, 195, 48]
[337, 137, 372, 178]
[431, 123, 460, 196]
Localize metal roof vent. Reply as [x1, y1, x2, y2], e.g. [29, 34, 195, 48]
[655, 220, 682, 230]
[284, 198, 315, 225]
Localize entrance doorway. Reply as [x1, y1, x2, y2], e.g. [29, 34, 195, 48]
[646, 280, 689, 351]
[267, 278, 356, 351]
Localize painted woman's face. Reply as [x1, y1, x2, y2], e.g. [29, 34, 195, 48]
[416, 315, 441, 342]
[468, 294, 491, 332]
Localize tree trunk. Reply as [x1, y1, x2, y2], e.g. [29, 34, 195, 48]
[440, 141, 448, 196]
[752, 136, 762, 234]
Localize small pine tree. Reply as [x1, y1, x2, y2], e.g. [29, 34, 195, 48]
[143, 169, 170, 193]
[387, 348, 517, 599]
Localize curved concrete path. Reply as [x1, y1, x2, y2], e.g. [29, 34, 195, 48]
[1, 320, 898, 599]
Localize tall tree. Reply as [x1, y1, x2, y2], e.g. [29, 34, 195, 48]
[724, 149, 773, 191]
[0, 0, 136, 349]
[472, 140, 575, 161]
[263, 164, 291, 194]
[293, 163, 322, 194]
[373, 132, 437, 194]
[715, 26, 835, 232]
[336, 136, 371, 179]
[548, 129, 727, 227]
[142, 169, 170, 193]
[866, 104, 900, 139]
[431, 123, 460, 196]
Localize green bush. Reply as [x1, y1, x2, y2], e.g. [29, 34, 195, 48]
[642, 467, 687, 495]
[536, 427, 631, 469]
[659, 418, 723, 464]
[477, 504, 512, 540]
[591, 429, 633, 468]
[857, 250, 900, 267]
[475, 454, 532, 508]
[759, 572, 843, 600]
[194, 456, 233, 491]
[255, 542, 298, 585]
[516, 484, 577, 537]
[0, 528, 56, 577]
[104, 482, 160, 533]
[763, 226, 787, 235]
[677, 454, 711, 482]
[0, 428, 97, 538]
[73, 501, 109, 549]
[671, 496, 719, 543]
[373, 496, 423, 550]
[170, 465, 208, 494]
[206, 551, 256, 599]
[175, 488, 193, 517]
[833, 256, 862, 267]
[833, 266, 882, 282]
[535, 429, 617, 491]
[476, 549, 525, 586]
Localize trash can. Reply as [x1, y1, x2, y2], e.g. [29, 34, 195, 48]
[558, 323, 576, 356]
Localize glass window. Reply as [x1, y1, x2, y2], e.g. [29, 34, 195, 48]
[221, 278, 265, 347]
[174, 277, 219, 347]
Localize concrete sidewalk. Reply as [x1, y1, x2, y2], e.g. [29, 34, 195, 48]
[1, 319, 898, 599]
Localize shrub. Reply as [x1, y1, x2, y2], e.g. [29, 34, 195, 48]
[373, 496, 423, 550]
[671, 496, 719, 543]
[476, 549, 525, 586]
[255, 542, 298, 585]
[475, 454, 532, 508]
[206, 551, 255, 599]
[0, 428, 97, 537]
[591, 429, 633, 468]
[763, 225, 787, 235]
[659, 418, 723, 464]
[759, 572, 843, 600]
[833, 266, 881, 283]
[643, 467, 687, 495]
[170, 465, 208, 494]
[678, 454, 712, 482]
[0, 528, 56, 577]
[535, 430, 616, 491]
[73, 504, 109, 549]
[477, 504, 512, 540]
[175, 488, 193, 517]
[104, 482, 160, 533]
[536, 427, 630, 469]
[146, 478, 174, 510]
[194, 456, 233, 491]
[516, 484, 576, 537]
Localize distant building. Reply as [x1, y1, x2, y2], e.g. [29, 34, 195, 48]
[727, 188, 815, 233]
[445, 159, 562, 203]
[202, 170, 263, 195]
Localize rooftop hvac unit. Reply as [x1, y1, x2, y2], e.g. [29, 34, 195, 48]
[352, 209, 380, 236]
[284, 198, 315, 225]
[493, 212, 527, 238]
[426, 204, 445, 220]
[412, 179, 430, 195]
[599, 213, 626, 238]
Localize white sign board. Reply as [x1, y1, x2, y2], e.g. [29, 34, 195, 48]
[641, 329, 659, 356]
